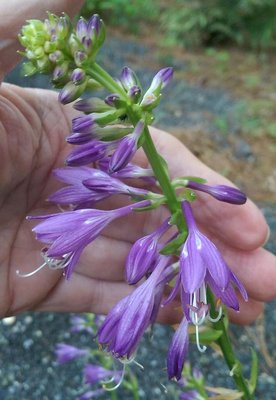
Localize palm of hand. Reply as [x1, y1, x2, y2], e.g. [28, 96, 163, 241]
[0, 84, 71, 316]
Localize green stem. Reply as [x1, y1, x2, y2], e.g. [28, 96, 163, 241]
[209, 292, 254, 400]
[88, 62, 127, 98]
[110, 390, 118, 400]
[86, 65, 187, 233]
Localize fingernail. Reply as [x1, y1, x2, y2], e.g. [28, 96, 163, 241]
[262, 226, 271, 246]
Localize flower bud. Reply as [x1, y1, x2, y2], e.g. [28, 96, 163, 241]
[71, 68, 86, 84]
[58, 81, 87, 104]
[120, 67, 139, 91]
[74, 98, 111, 113]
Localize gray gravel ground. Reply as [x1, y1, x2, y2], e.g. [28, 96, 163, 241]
[1, 36, 275, 399]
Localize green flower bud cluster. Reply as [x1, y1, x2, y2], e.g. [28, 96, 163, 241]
[19, 13, 106, 99]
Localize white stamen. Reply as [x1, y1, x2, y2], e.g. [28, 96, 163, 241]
[16, 251, 71, 278]
[195, 324, 207, 353]
[208, 306, 223, 323]
[16, 262, 48, 278]
[103, 364, 126, 392]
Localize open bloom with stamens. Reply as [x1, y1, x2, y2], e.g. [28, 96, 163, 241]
[98, 256, 171, 358]
[180, 201, 231, 293]
[30, 201, 149, 278]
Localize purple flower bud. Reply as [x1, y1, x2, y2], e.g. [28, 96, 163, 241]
[72, 115, 94, 133]
[187, 181, 247, 205]
[74, 50, 87, 66]
[128, 85, 141, 101]
[66, 140, 113, 166]
[98, 257, 170, 358]
[71, 68, 86, 84]
[74, 98, 111, 113]
[76, 18, 88, 40]
[167, 318, 189, 380]
[120, 66, 139, 90]
[87, 14, 101, 36]
[104, 93, 121, 107]
[49, 50, 63, 63]
[126, 218, 170, 284]
[109, 121, 144, 173]
[52, 64, 68, 82]
[151, 67, 174, 91]
[55, 343, 88, 364]
[58, 81, 86, 104]
[78, 389, 105, 400]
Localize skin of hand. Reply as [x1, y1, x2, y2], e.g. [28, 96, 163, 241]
[0, 1, 275, 326]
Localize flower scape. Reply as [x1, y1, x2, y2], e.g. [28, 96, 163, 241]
[18, 13, 257, 399]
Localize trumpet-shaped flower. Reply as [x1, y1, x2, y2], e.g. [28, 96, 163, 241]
[180, 201, 231, 293]
[98, 257, 171, 358]
[167, 318, 189, 381]
[125, 218, 170, 284]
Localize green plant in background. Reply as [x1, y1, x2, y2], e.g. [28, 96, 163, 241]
[81, 0, 276, 49]
[80, 0, 158, 33]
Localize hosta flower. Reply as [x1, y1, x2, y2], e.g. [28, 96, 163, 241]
[83, 171, 148, 197]
[167, 318, 189, 381]
[98, 158, 155, 183]
[98, 257, 171, 358]
[48, 167, 111, 207]
[29, 200, 149, 278]
[55, 343, 88, 364]
[186, 181, 246, 205]
[125, 218, 170, 284]
[180, 201, 231, 293]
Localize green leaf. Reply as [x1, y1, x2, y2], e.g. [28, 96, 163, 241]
[158, 154, 170, 177]
[159, 231, 187, 255]
[248, 348, 258, 394]
[190, 328, 223, 345]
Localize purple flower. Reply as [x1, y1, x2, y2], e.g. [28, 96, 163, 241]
[98, 158, 155, 183]
[125, 218, 170, 284]
[120, 66, 139, 90]
[109, 121, 144, 173]
[167, 318, 189, 381]
[140, 67, 173, 109]
[98, 257, 170, 358]
[66, 140, 115, 166]
[78, 389, 105, 400]
[55, 343, 88, 364]
[84, 364, 121, 385]
[180, 390, 202, 400]
[31, 200, 149, 278]
[48, 167, 110, 206]
[83, 171, 148, 197]
[180, 201, 230, 293]
[70, 315, 94, 334]
[187, 181, 247, 205]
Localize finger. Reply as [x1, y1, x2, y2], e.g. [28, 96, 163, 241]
[76, 235, 130, 281]
[228, 295, 264, 325]
[0, 0, 84, 79]
[35, 273, 133, 314]
[148, 127, 269, 251]
[217, 244, 276, 302]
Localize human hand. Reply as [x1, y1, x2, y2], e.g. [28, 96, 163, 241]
[0, 1, 275, 326]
